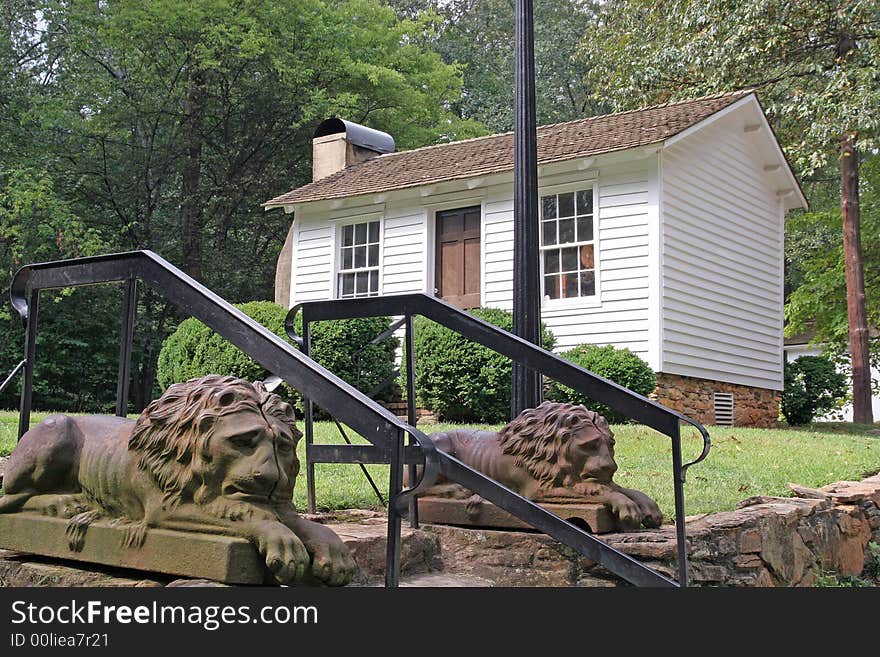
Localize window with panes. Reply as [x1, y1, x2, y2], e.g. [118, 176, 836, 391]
[337, 220, 380, 298]
[540, 188, 596, 300]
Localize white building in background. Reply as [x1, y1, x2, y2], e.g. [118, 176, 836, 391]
[264, 90, 807, 427]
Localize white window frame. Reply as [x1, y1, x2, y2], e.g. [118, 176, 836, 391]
[538, 181, 600, 309]
[335, 218, 382, 299]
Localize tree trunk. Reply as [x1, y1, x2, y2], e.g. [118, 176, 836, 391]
[179, 72, 206, 280]
[840, 133, 873, 424]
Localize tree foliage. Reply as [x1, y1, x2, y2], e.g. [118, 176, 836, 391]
[0, 0, 478, 412]
[578, 0, 880, 174]
[391, 0, 601, 132]
[784, 155, 880, 366]
[29, 0, 479, 288]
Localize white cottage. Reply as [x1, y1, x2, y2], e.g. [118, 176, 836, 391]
[264, 91, 807, 427]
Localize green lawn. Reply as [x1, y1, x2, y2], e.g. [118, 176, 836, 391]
[2, 412, 877, 520]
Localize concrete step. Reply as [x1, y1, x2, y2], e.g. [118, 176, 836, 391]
[400, 573, 494, 587]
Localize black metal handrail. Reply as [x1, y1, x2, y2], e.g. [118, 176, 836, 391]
[287, 293, 712, 587]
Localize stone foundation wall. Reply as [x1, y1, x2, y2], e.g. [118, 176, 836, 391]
[601, 475, 880, 587]
[652, 373, 780, 427]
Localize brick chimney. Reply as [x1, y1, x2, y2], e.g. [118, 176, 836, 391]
[312, 118, 395, 182]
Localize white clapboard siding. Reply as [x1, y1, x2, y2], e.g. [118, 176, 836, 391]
[292, 207, 428, 304]
[661, 119, 784, 390]
[292, 220, 333, 302]
[482, 165, 654, 359]
[381, 208, 427, 295]
[482, 197, 515, 309]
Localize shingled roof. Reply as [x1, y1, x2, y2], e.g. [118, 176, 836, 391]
[264, 90, 754, 208]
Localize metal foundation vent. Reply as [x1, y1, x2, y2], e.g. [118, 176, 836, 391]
[713, 392, 734, 426]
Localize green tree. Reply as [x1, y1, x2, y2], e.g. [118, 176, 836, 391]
[782, 355, 848, 426]
[0, 10, 118, 412]
[391, 0, 601, 132]
[785, 154, 880, 373]
[0, 0, 481, 411]
[578, 0, 880, 422]
[32, 0, 478, 287]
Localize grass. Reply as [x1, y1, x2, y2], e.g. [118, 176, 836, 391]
[796, 422, 880, 436]
[2, 411, 878, 520]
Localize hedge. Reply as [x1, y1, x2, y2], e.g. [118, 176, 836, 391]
[157, 301, 398, 412]
[545, 343, 656, 424]
[410, 307, 555, 423]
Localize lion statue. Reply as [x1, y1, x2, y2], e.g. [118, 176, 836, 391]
[426, 401, 663, 530]
[0, 374, 355, 586]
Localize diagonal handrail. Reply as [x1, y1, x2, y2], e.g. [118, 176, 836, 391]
[0, 359, 26, 396]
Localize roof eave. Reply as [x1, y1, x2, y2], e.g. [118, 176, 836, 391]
[261, 143, 669, 209]
[663, 93, 808, 211]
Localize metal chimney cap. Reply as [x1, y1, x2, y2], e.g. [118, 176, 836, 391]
[313, 118, 395, 154]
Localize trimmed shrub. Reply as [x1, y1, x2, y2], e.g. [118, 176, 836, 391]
[157, 301, 398, 412]
[781, 355, 847, 426]
[410, 307, 555, 423]
[545, 344, 656, 424]
[157, 301, 295, 400]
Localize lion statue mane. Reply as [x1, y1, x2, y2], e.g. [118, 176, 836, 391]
[427, 401, 663, 530]
[0, 374, 355, 586]
[129, 374, 296, 516]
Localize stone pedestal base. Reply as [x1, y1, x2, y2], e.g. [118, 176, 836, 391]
[0, 513, 267, 584]
[416, 496, 616, 533]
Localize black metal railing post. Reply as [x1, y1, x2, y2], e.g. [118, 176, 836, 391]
[115, 278, 137, 418]
[17, 288, 38, 439]
[671, 423, 689, 587]
[384, 427, 406, 587]
[301, 315, 317, 515]
[405, 313, 419, 529]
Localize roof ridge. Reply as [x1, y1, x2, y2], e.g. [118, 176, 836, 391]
[537, 88, 754, 130]
[368, 88, 755, 162]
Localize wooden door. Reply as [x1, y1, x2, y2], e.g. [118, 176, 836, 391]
[435, 206, 481, 309]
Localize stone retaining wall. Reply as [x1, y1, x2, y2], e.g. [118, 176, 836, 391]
[381, 400, 437, 424]
[651, 373, 780, 427]
[430, 474, 880, 587]
[1, 476, 876, 587]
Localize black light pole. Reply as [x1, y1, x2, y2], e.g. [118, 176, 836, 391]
[511, 0, 542, 417]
